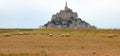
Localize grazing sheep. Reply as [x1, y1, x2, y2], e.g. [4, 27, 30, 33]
[2, 33, 11, 37]
[61, 34, 70, 37]
[113, 34, 117, 37]
[18, 32, 24, 35]
[106, 35, 114, 38]
[61, 34, 65, 37]
[106, 34, 118, 38]
[65, 34, 70, 37]
[49, 34, 53, 37]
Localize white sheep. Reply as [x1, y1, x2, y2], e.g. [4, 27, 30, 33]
[49, 34, 53, 37]
[61, 34, 70, 37]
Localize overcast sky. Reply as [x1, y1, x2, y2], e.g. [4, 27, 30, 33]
[0, 0, 120, 29]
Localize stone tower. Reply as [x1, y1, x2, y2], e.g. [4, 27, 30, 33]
[41, 1, 96, 29]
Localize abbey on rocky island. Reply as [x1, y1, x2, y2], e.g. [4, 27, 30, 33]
[42, 1, 96, 29]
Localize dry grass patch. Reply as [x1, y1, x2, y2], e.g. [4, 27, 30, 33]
[0, 29, 120, 56]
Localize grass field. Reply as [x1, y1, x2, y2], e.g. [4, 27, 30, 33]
[0, 29, 120, 56]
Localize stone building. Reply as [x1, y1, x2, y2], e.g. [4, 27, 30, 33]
[42, 1, 96, 29]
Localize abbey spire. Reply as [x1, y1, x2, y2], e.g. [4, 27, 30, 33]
[65, 0, 68, 8]
[65, 0, 68, 10]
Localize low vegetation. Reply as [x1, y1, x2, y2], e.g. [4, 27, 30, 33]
[0, 28, 120, 56]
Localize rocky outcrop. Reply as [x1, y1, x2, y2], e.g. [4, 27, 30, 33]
[42, 2, 96, 29]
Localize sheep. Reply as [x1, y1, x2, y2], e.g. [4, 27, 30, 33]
[113, 34, 118, 37]
[106, 34, 118, 38]
[18, 32, 24, 35]
[65, 34, 70, 37]
[2, 33, 11, 37]
[49, 34, 53, 37]
[61, 34, 70, 37]
[61, 34, 65, 37]
[106, 35, 114, 38]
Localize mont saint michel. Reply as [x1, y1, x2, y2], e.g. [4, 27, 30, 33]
[42, 2, 96, 28]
